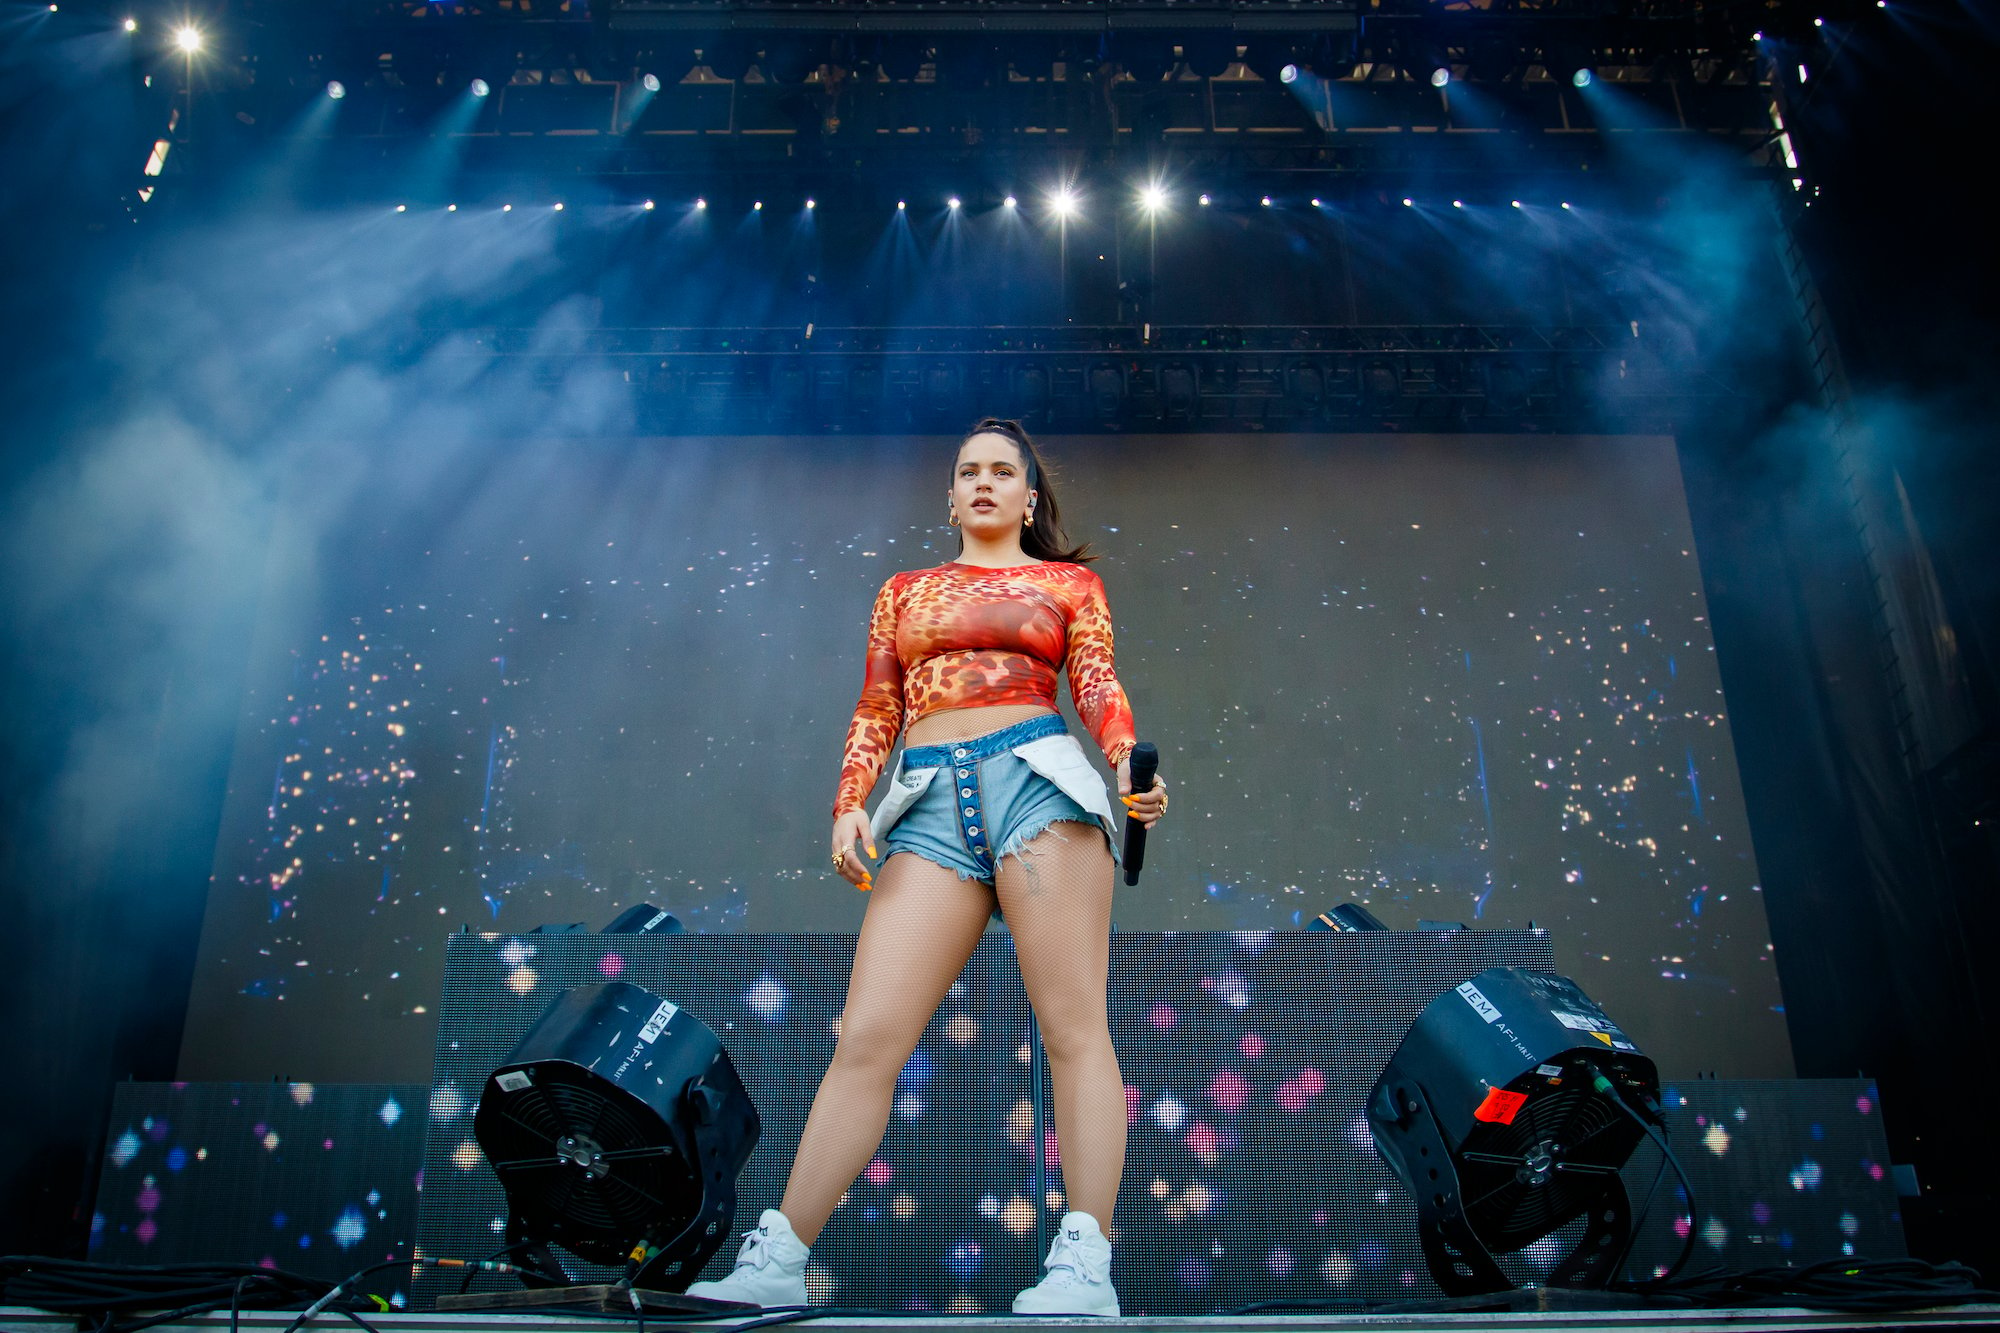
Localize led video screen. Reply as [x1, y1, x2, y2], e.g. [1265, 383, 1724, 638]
[179, 432, 1791, 1084]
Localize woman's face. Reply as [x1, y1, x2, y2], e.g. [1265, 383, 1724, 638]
[951, 432, 1035, 537]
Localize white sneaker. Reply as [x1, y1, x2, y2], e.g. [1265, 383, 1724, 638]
[682, 1209, 809, 1308]
[1013, 1211, 1120, 1316]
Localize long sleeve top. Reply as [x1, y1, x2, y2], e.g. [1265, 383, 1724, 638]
[833, 561, 1138, 816]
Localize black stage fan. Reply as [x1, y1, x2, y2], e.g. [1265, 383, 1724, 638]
[472, 982, 760, 1293]
[1367, 967, 1659, 1296]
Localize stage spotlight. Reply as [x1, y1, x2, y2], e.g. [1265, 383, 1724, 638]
[643, 200, 655, 210]
[1452, 199, 1463, 209]
[1560, 201, 1572, 210]
[1752, 30, 1765, 40]
[1402, 197, 1414, 207]
[174, 24, 201, 52]
[1003, 194, 1017, 209]
[948, 196, 961, 210]
[395, 204, 407, 213]
[1159, 363, 1198, 421]
[642, 72, 661, 92]
[1279, 63, 1300, 83]
[753, 200, 763, 211]
[1367, 967, 1661, 1295]
[122, 16, 136, 31]
[502, 203, 513, 212]
[1012, 364, 1053, 420]
[1260, 195, 1272, 207]
[1361, 359, 1401, 410]
[446, 203, 457, 212]
[470, 78, 491, 97]
[695, 197, 707, 210]
[805, 198, 816, 210]
[897, 200, 906, 211]
[1429, 66, 1450, 87]
[1087, 363, 1127, 423]
[1814, 15, 1825, 24]
[1198, 193, 1211, 207]
[1510, 199, 1522, 208]
[1141, 184, 1166, 212]
[1053, 188, 1077, 218]
[553, 202, 564, 211]
[1310, 197, 1323, 208]
[1285, 361, 1326, 414]
[1572, 67, 1594, 87]
[474, 982, 760, 1293]
[326, 80, 345, 99]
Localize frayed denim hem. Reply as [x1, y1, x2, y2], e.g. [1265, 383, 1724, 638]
[883, 845, 992, 883]
[885, 815, 1116, 885]
[997, 814, 1119, 869]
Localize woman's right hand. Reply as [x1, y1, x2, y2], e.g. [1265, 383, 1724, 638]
[831, 810, 877, 891]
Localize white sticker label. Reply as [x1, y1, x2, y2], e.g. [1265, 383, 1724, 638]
[495, 1070, 532, 1093]
[1553, 1012, 1604, 1030]
[638, 999, 679, 1043]
[1456, 981, 1502, 1024]
[644, 909, 671, 931]
[1536, 1064, 1564, 1078]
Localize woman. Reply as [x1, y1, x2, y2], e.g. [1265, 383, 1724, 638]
[686, 419, 1167, 1316]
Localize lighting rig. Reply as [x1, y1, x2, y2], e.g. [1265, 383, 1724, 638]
[159, 0, 1849, 178]
[369, 322, 1718, 436]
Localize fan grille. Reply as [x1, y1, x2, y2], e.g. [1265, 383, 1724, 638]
[481, 1070, 698, 1261]
[1455, 1081, 1639, 1248]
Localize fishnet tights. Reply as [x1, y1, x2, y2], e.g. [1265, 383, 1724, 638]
[777, 822, 1124, 1245]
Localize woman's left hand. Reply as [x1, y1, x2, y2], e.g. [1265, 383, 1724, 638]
[1116, 755, 1167, 829]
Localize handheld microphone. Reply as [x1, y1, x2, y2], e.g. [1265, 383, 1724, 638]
[1121, 742, 1159, 887]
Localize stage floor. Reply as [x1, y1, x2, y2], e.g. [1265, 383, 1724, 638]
[8, 1306, 2000, 1333]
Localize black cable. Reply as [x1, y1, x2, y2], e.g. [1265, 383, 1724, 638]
[1, 1257, 330, 1332]
[1214, 1297, 1377, 1315]
[1591, 1072, 1698, 1286]
[456, 1245, 519, 1295]
[1638, 1256, 1998, 1312]
[281, 1255, 449, 1333]
[336, 1306, 385, 1333]
[695, 1306, 928, 1332]
[1611, 1129, 1674, 1281]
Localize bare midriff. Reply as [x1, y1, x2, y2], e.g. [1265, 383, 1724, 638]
[904, 703, 1058, 747]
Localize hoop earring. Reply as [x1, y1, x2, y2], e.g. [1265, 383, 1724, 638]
[949, 511, 961, 528]
[1023, 509, 1035, 528]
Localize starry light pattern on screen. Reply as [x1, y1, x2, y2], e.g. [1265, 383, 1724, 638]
[183, 432, 1789, 1085]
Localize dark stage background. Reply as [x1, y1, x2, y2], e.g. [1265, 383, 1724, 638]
[177, 430, 1789, 1086]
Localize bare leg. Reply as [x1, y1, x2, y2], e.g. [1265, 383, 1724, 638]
[777, 853, 996, 1245]
[995, 821, 1124, 1224]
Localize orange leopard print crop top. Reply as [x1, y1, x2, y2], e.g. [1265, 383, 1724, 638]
[833, 561, 1138, 816]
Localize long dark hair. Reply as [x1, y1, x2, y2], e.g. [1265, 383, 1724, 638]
[953, 417, 1097, 564]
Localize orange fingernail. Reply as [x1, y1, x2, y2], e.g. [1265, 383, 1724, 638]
[866, 844, 878, 858]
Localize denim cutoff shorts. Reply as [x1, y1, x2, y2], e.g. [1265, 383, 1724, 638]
[875, 713, 1121, 883]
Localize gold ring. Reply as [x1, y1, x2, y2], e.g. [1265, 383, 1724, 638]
[832, 850, 847, 870]
[1158, 792, 1170, 813]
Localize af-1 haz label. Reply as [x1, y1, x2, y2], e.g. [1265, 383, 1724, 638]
[1552, 1011, 1612, 1031]
[1456, 980, 1502, 1024]
[495, 1070, 532, 1093]
[638, 999, 679, 1043]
